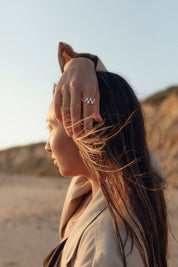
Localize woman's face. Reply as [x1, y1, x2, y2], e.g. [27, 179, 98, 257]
[45, 102, 89, 177]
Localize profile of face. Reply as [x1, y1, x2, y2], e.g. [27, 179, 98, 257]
[45, 102, 89, 177]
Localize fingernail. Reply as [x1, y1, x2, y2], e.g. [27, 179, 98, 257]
[99, 115, 103, 121]
[94, 116, 102, 122]
[68, 132, 73, 137]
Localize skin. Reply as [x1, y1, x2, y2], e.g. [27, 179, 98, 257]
[53, 58, 101, 138]
[45, 102, 100, 197]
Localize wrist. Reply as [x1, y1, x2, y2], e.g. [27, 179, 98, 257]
[64, 57, 95, 72]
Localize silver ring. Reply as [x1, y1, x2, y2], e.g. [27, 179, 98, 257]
[84, 97, 95, 105]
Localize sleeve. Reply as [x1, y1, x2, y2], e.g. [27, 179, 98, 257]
[92, 252, 123, 267]
[74, 246, 123, 267]
[73, 223, 123, 267]
[58, 42, 107, 73]
[74, 252, 123, 267]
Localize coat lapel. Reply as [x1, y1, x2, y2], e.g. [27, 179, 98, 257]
[59, 175, 92, 239]
[61, 188, 107, 265]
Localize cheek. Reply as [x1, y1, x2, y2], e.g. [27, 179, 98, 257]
[49, 126, 88, 177]
[51, 130, 67, 154]
[53, 131, 88, 176]
[51, 128, 79, 160]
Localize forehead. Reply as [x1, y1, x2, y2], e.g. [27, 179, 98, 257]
[46, 102, 57, 124]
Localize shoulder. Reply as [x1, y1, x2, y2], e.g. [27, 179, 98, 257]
[75, 208, 145, 267]
[74, 208, 123, 266]
[79, 207, 118, 249]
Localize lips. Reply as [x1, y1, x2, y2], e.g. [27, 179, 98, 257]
[51, 156, 58, 167]
[53, 159, 58, 166]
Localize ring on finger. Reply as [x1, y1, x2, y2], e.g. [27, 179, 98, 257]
[83, 97, 95, 105]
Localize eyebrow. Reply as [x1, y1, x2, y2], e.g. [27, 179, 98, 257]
[46, 118, 57, 124]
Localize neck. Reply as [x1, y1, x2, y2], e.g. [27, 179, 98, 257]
[89, 179, 100, 199]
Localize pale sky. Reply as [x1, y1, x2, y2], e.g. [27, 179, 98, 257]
[0, 0, 177, 150]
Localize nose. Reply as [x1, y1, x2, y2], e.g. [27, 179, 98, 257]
[45, 140, 52, 153]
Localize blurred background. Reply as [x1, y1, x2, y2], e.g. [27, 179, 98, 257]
[0, 0, 177, 266]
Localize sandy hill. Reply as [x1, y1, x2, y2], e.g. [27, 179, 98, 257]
[0, 86, 177, 185]
[143, 86, 178, 105]
[0, 142, 59, 177]
[142, 86, 178, 187]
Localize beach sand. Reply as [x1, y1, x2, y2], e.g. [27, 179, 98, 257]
[0, 173, 177, 266]
[0, 173, 70, 267]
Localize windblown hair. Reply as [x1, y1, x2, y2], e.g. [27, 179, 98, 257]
[75, 72, 168, 267]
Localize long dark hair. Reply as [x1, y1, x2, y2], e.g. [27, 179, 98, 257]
[75, 72, 168, 267]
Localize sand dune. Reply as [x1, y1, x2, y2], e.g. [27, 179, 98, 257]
[142, 92, 178, 188]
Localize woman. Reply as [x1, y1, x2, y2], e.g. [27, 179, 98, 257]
[43, 44, 167, 266]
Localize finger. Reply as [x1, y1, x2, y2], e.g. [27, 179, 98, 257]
[54, 90, 62, 123]
[93, 88, 102, 122]
[70, 92, 82, 137]
[83, 95, 94, 134]
[61, 91, 73, 136]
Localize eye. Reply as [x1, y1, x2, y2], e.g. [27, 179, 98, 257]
[46, 125, 52, 132]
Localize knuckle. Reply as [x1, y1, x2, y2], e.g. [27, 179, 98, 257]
[70, 79, 80, 90]
[61, 84, 69, 94]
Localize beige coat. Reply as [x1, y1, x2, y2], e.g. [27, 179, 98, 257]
[44, 168, 165, 266]
[60, 175, 145, 267]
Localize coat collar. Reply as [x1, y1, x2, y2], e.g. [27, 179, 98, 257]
[59, 175, 107, 264]
[59, 175, 92, 239]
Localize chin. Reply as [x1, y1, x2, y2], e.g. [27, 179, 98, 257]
[60, 169, 74, 177]
[57, 166, 70, 177]
[57, 162, 89, 178]
[59, 167, 84, 178]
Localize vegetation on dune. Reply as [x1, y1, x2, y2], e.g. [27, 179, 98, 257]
[0, 142, 60, 177]
[142, 86, 178, 105]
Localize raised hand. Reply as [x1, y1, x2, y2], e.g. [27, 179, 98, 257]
[53, 57, 102, 137]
